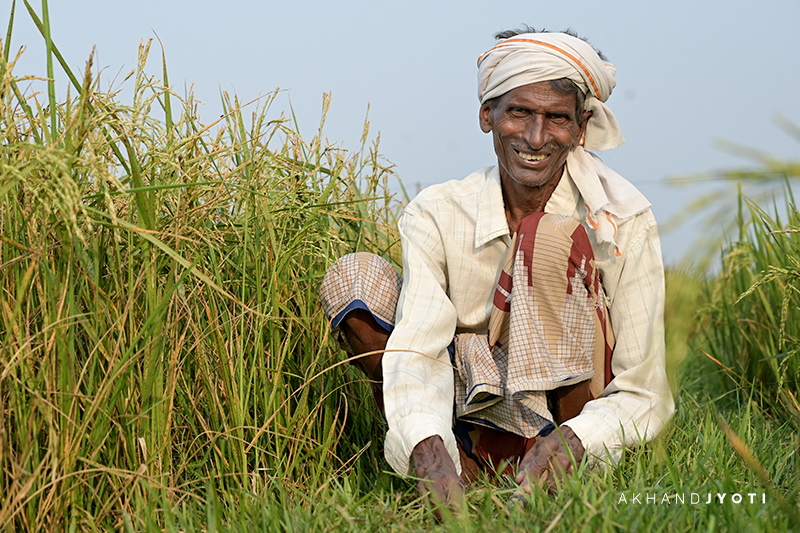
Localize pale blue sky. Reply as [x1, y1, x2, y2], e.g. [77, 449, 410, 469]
[9, 0, 800, 264]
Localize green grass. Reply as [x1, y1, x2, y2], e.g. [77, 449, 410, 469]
[109, 380, 799, 532]
[1, 4, 799, 531]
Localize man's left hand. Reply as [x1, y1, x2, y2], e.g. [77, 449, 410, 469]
[515, 425, 585, 493]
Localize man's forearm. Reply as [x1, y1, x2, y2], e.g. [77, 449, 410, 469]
[566, 214, 672, 463]
[382, 208, 463, 476]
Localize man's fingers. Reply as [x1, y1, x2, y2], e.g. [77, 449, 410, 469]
[432, 480, 462, 505]
[515, 447, 549, 484]
[417, 475, 464, 521]
[411, 434, 465, 516]
[417, 481, 445, 522]
[515, 427, 584, 485]
[516, 461, 551, 494]
[539, 469, 551, 489]
[515, 450, 538, 483]
[516, 447, 575, 492]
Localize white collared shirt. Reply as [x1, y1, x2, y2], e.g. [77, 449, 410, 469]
[382, 162, 674, 475]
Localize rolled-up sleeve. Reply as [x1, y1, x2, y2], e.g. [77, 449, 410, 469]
[565, 211, 675, 464]
[382, 205, 462, 475]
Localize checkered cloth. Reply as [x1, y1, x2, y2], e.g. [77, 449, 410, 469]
[318, 253, 402, 352]
[319, 216, 614, 441]
[453, 213, 614, 438]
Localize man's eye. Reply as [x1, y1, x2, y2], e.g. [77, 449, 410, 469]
[548, 114, 570, 124]
[509, 107, 528, 116]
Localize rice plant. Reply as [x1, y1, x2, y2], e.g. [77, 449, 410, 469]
[665, 117, 800, 268]
[696, 190, 800, 429]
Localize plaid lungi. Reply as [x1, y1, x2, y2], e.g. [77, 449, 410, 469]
[318, 252, 402, 356]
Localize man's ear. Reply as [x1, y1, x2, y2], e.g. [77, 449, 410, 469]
[578, 109, 593, 135]
[479, 102, 494, 133]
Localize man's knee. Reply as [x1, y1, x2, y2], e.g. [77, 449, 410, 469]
[318, 252, 401, 334]
[318, 252, 402, 374]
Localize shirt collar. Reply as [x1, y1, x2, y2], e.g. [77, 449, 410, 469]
[475, 164, 586, 248]
[474, 166, 510, 248]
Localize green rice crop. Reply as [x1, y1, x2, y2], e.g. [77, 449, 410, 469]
[664, 267, 704, 394]
[664, 117, 800, 268]
[0, 3, 399, 529]
[696, 190, 800, 429]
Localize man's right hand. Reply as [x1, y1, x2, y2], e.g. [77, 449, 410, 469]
[411, 435, 464, 516]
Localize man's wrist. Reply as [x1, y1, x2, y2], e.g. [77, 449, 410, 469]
[384, 415, 460, 475]
[411, 435, 457, 478]
[559, 425, 586, 463]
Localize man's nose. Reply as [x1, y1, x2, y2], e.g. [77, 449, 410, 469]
[522, 114, 546, 148]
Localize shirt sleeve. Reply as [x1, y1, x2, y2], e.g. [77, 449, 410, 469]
[564, 210, 675, 464]
[382, 204, 463, 476]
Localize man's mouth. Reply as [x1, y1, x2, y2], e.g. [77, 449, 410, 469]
[516, 149, 548, 162]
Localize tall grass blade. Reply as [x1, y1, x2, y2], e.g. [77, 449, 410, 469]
[40, 0, 56, 141]
[3, 0, 14, 62]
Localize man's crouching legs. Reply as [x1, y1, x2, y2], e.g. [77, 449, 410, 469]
[339, 308, 388, 382]
[341, 309, 473, 510]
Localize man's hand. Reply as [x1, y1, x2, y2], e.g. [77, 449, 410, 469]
[411, 435, 464, 516]
[515, 426, 585, 493]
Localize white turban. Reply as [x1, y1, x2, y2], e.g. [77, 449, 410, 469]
[477, 32, 624, 152]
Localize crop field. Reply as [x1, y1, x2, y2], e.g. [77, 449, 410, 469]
[0, 3, 798, 531]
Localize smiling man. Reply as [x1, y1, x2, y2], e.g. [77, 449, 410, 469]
[319, 27, 673, 508]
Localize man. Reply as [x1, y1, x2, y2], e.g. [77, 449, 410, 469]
[319, 27, 673, 506]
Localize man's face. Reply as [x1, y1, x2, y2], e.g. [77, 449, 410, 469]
[479, 81, 589, 190]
